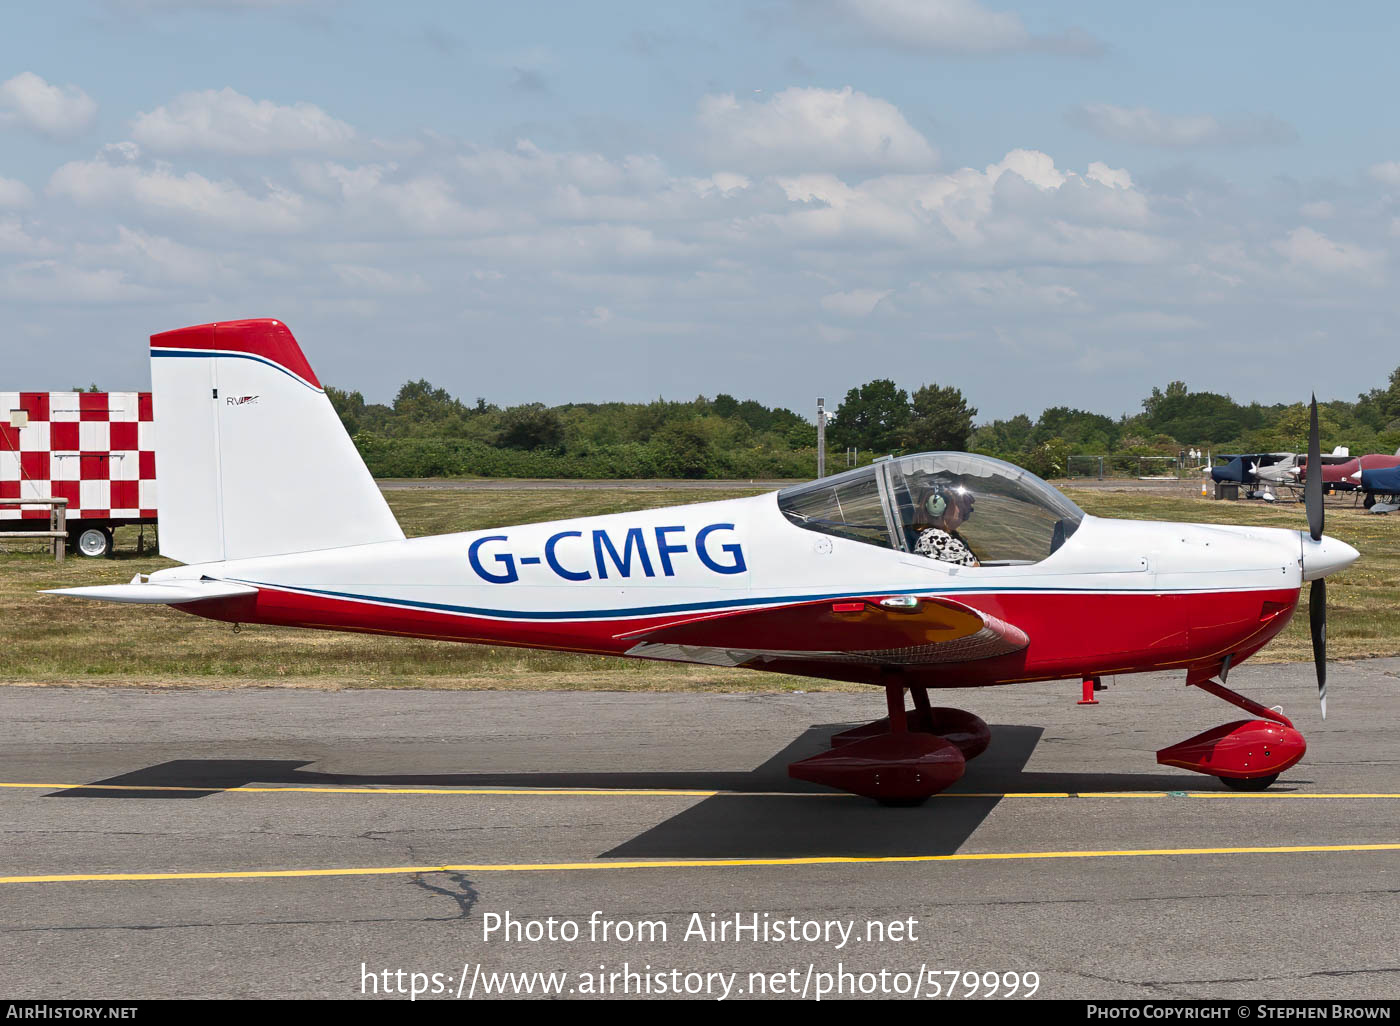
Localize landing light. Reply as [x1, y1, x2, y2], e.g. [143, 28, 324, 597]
[879, 596, 921, 611]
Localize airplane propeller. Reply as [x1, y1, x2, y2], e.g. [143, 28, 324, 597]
[1304, 395, 1327, 719]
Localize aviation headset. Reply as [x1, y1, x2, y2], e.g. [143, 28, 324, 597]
[922, 483, 973, 521]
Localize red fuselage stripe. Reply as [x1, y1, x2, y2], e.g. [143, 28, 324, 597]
[185, 584, 1301, 689]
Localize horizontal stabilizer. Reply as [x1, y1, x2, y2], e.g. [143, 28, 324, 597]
[44, 578, 257, 605]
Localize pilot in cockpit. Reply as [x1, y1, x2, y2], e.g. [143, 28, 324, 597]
[911, 483, 980, 566]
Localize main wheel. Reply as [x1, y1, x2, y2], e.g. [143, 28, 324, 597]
[71, 526, 113, 558]
[876, 796, 929, 807]
[1219, 773, 1279, 791]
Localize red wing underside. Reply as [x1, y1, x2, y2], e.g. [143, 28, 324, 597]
[617, 595, 1029, 670]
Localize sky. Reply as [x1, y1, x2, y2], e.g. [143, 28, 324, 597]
[2, 1, 1400, 422]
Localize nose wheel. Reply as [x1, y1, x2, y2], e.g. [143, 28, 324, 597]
[1219, 773, 1279, 791]
[1156, 676, 1305, 788]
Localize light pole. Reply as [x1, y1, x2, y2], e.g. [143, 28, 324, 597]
[816, 397, 826, 479]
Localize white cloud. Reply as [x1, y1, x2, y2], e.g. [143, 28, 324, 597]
[0, 218, 56, 256]
[455, 223, 700, 269]
[755, 149, 1161, 264]
[12, 115, 1400, 420]
[820, 288, 893, 316]
[1096, 310, 1204, 334]
[103, 0, 324, 12]
[331, 263, 429, 295]
[0, 177, 34, 208]
[835, 0, 1024, 52]
[0, 72, 97, 140]
[822, 0, 1102, 56]
[298, 161, 504, 236]
[457, 139, 667, 195]
[48, 153, 309, 232]
[0, 261, 154, 304]
[1085, 162, 1132, 190]
[131, 87, 356, 155]
[1069, 103, 1297, 147]
[913, 270, 1083, 312]
[697, 171, 751, 197]
[1368, 162, 1400, 187]
[1274, 227, 1384, 277]
[699, 87, 937, 172]
[74, 226, 223, 287]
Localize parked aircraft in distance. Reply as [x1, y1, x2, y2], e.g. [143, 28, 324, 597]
[1294, 451, 1400, 492]
[1355, 464, 1400, 512]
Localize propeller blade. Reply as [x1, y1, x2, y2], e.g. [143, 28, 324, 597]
[1310, 577, 1327, 719]
[1306, 395, 1323, 542]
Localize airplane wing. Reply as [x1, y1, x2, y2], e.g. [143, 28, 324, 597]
[617, 594, 1028, 669]
[43, 577, 258, 605]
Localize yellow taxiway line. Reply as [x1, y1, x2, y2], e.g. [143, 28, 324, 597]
[3, 843, 1399, 885]
[1, 781, 1399, 799]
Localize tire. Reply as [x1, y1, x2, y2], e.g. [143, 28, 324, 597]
[1219, 774, 1279, 791]
[875, 797, 930, 807]
[71, 526, 113, 558]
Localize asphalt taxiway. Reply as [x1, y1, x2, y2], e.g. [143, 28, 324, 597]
[2, 660, 1397, 999]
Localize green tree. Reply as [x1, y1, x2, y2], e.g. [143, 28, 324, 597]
[1034, 406, 1119, 450]
[1022, 438, 1071, 479]
[903, 383, 977, 452]
[712, 393, 740, 419]
[1139, 381, 1250, 444]
[830, 379, 910, 453]
[495, 404, 565, 450]
[653, 421, 712, 478]
[969, 414, 1034, 457]
[326, 386, 365, 436]
[1264, 403, 1344, 453]
[1356, 366, 1400, 431]
[392, 380, 469, 434]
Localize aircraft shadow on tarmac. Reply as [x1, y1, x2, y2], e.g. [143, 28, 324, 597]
[44, 724, 1295, 859]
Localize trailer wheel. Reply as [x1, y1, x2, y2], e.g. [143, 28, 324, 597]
[72, 526, 113, 558]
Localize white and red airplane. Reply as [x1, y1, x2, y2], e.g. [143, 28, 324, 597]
[47, 320, 1359, 804]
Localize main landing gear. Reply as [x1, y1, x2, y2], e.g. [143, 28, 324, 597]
[787, 684, 991, 805]
[1154, 676, 1307, 789]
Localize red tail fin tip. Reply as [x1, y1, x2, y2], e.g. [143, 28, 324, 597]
[149, 319, 322, 390]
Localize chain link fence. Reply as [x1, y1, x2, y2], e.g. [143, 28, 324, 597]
[1064, 454, 1209, 480]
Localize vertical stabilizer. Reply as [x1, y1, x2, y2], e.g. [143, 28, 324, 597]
[149, 318, 403, 564]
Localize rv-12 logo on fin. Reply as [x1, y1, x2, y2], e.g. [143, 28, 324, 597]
[226, 395, 260, 406]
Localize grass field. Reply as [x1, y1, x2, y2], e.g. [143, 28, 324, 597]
[0, 485, 1393, 691]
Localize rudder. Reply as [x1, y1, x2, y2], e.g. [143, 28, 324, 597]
[150, 318, 403, 564]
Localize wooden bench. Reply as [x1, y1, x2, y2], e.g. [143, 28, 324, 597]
[0, 497, 68, 561]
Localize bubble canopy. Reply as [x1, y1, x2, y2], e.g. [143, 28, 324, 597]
[777, 452, 1086, 566]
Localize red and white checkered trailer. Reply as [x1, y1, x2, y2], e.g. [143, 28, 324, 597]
[0, 391, 157, 557]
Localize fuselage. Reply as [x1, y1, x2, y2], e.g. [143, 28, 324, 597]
[151, 490, 1319, 690]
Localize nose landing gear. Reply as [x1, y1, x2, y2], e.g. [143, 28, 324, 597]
[1155, 675, 1306, 789]
[787, 684, 989, 805]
